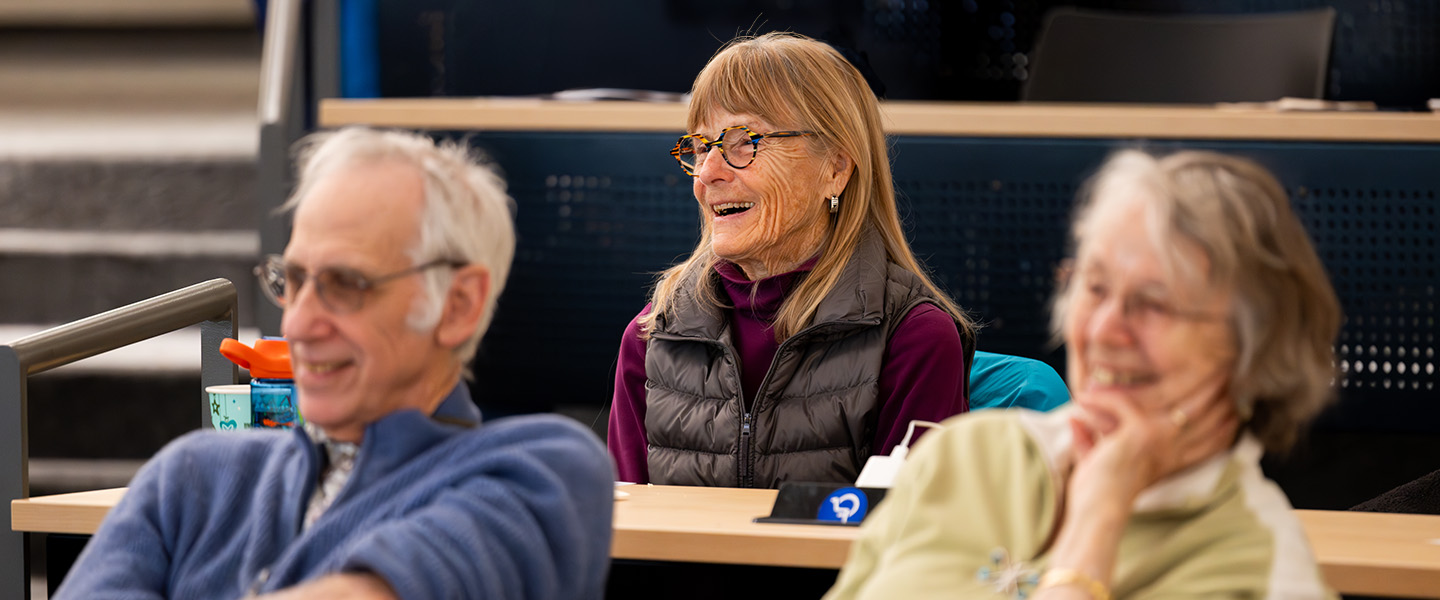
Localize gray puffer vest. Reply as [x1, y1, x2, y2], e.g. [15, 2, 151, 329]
[644, 229, 972, 488]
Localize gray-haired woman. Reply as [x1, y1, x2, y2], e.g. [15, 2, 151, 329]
[827, 150, 1341, 599]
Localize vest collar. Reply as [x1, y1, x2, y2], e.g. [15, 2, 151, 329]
[811, 226, 888, 326]
[658, 226, 890, 341]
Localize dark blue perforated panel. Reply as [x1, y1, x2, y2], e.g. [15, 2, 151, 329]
[1184, 142, 1440, 432]
[445, 132, 698, 415]
[890, 139, 1095, 365]
[445, 131, 1440, 434]
[892, 137, 1440, 432]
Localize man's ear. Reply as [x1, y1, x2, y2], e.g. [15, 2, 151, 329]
[435, 264, 490, 350]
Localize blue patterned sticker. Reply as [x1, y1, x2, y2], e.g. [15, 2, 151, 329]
[817, 487, 869, 524]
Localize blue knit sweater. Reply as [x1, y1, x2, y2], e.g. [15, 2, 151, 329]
[55, 384, 614, 599]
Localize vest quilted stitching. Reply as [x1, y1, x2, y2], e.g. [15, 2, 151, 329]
[644, 229, 963, 487]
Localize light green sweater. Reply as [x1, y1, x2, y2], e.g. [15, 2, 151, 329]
[826, 408, 1336, 599]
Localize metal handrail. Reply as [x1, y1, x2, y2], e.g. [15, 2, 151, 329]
[10, 280, 237, 375]
[2, 279, 238, 599]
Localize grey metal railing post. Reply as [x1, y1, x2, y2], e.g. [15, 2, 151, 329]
[2, 279, 238, 599]
[0, 346, 29, 599]
[257, 0, 308, 336]
[200, 317, 241, 428]
[310, 0, 341, 102]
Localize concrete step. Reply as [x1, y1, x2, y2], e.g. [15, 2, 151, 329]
[27, 371, 206, 461]
[0, 111, 257, 160]
[0, 156, 257, 229]
[0, 109, 261, 326]
[0, 29, 260, 112]
[0, 0, 253, 28]
[0, 232, 259, 326]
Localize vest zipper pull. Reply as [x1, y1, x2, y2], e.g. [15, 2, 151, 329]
[741, 413, 752, 487]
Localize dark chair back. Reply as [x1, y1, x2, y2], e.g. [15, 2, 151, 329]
[1023, 7, 1336, 103]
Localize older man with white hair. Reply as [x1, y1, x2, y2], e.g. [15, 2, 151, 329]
[56, 127, 614, 600]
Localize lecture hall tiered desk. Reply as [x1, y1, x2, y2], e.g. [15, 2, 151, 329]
[15, 100, 1440, 597]
[11, 483, 1440, 597]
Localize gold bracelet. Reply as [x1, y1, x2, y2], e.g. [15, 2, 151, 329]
[1037, 568, 1112, 600]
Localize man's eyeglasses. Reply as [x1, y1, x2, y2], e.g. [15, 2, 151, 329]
[670, 125, 814, 177]
[254, 255, 466, 314]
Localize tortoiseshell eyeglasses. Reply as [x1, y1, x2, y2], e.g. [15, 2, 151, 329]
[669, 125, 814, 177]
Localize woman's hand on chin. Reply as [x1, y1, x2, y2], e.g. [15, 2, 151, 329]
[1065, 380, 1240, 516]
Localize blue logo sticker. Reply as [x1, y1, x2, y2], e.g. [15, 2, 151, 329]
[817, 487, 868, 524]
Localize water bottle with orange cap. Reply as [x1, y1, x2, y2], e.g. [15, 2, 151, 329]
[219, 337, 301, 430]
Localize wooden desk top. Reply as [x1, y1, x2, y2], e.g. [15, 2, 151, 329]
[1295, 509, 1440, 599]
[11, 487, 123, 536]
[319, 98, 1440, 143]
[15, 485, 1440, 597]
[612, 484, 854, 569]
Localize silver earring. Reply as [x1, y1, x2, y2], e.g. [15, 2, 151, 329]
[829, 195, 839, 214]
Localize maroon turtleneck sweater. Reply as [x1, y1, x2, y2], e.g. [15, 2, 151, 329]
[607, 260, 968, 484]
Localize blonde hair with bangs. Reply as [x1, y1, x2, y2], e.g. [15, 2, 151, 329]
[1056, 150, 1341, 452]
[641, 32, 974, 343]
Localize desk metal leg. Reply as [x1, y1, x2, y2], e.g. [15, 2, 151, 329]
[44, 534, 88, 596]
